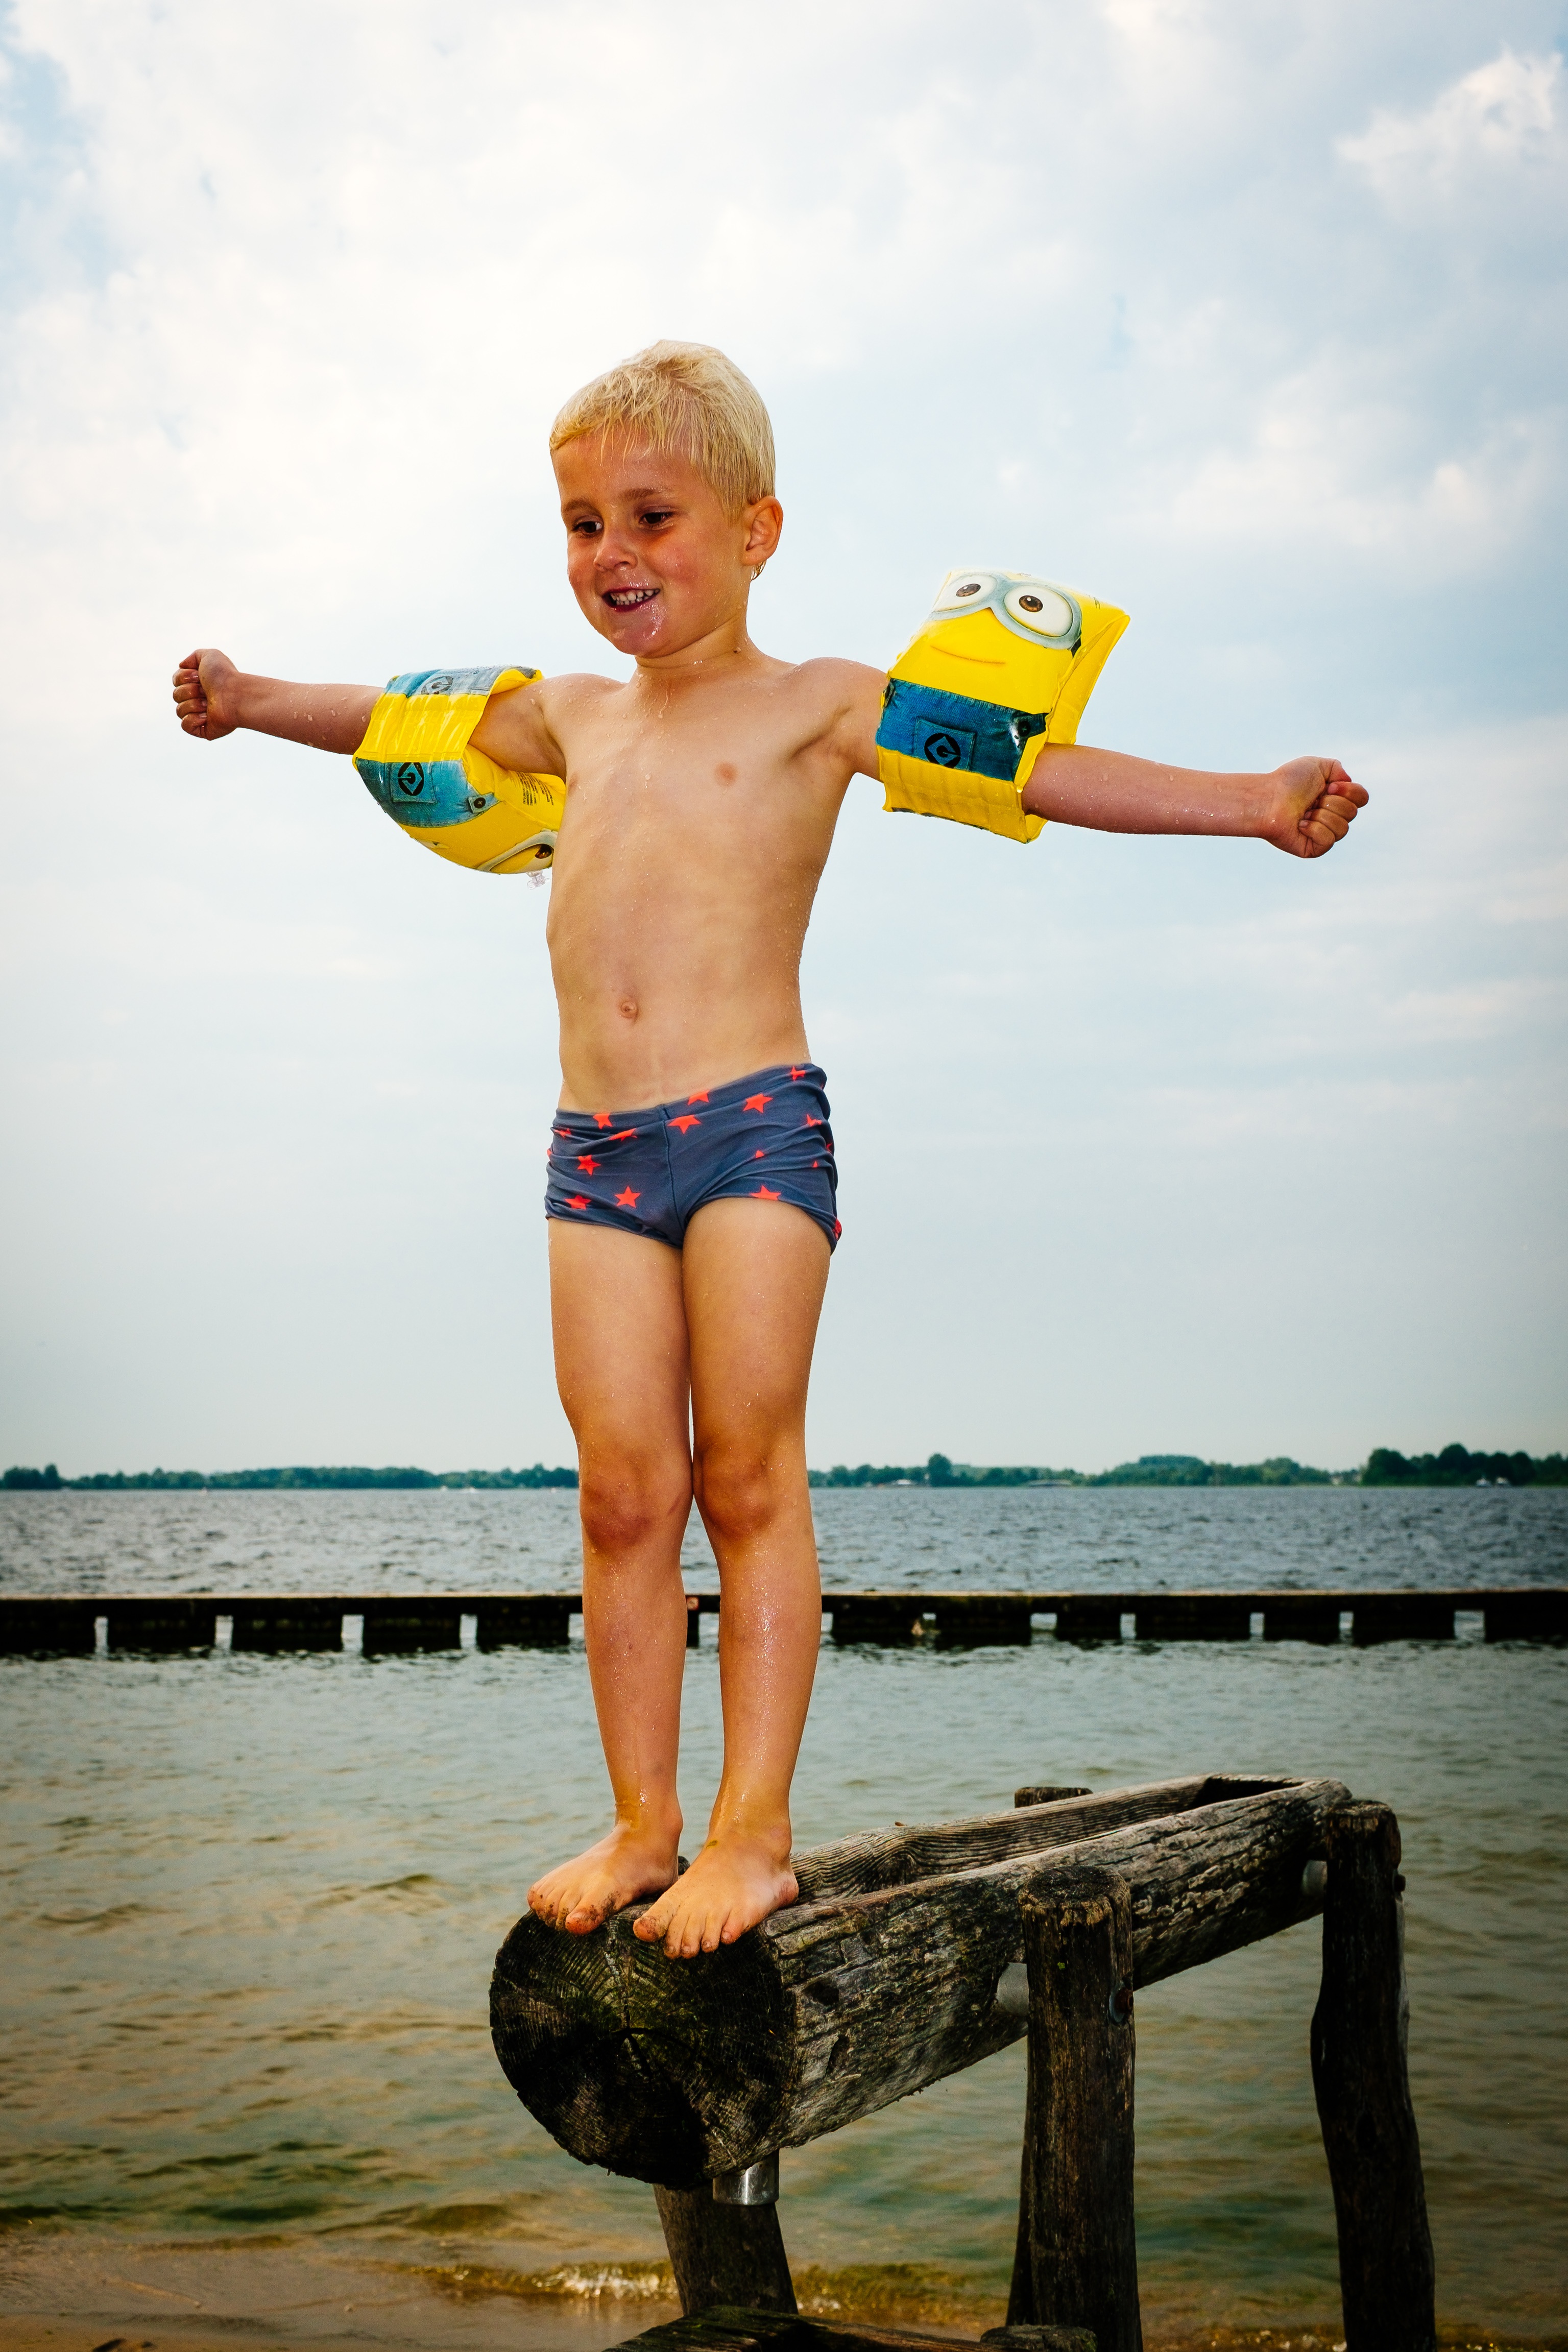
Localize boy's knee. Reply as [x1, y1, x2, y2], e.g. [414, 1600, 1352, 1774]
[578, 1459, 689, 1557]
[693, 1443, 793, 1546]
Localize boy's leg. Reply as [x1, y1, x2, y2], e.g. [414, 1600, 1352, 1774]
[634, 1197, 831, 1957]
[527, 1222, 695, 1934]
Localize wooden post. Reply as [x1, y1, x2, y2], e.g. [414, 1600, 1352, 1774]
[1310, 1803, 1435, 2350]
[653, 2186, 797, 2317]
[1008, 1867, 1140, 2352]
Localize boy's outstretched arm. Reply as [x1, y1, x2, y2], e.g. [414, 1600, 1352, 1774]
[173, 650, 378, 752]
[1022, 745, 1367, 859]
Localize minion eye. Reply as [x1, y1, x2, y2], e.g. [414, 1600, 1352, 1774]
[1004, 583, 1076, 638]
[932, 570, 997, 613]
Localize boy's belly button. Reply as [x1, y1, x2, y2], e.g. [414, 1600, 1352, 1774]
[618, 998, 638, 1022]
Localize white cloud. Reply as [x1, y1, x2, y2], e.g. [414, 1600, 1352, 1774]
[1, 0, 1565, 1468]
[1340, 47, 1562, 204]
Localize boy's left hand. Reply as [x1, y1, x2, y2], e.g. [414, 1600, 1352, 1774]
[1264, 758, 1368, 858]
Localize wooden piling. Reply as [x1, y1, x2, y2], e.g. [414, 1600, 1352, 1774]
[473, 1596, 573, 1647]
[360, 1600, 463, 1653]
[653, 2187, 796, 2318]
[1310, 1802, 1435, 2351]
[231, 1598, 345, 1651]
[1008, 1868, 1140, 2352]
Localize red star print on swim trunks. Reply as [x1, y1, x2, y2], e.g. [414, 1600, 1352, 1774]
[615, 1186, 640, 1209]
[576, 1154, 599, 1174]
[567, 1195, 589, 1211]
[594, 1114, 612, 1129]
[789, 1067, 807, 1082]
[743, 1093, 773, 1114]
[687, 1091, 709, 1105]
[752, 1184, 782, 1201]
[610, 1129, 638, 1141]
[803, 1114, 822, 1127]
[754, 1149, 765, 1159]
[668, 1114, 701, 1134]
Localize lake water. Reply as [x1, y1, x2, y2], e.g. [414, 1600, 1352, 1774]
[2, 1487, 1566, 2348]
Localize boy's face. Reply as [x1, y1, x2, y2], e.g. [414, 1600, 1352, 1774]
[553, 431, 781, 663]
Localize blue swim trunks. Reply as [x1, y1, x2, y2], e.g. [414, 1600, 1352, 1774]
[546, 1064, 839, 1252]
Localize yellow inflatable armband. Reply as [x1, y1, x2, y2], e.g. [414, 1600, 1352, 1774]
[877, 570, 1129, 843]
[353, 665, 565, 873]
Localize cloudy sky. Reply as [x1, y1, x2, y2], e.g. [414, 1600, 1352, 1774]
[1, 0, 1564, 1476]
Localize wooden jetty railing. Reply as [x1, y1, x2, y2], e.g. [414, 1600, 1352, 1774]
[1, 1583, 1562, 1652]
[490, 1774, 1436, 2352]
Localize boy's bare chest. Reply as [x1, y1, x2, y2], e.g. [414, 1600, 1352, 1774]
[558, 693, 827, 852]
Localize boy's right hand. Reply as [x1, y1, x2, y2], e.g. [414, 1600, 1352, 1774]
[173, 649, 241, 739]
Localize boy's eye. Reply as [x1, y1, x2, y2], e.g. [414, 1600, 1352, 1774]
[639, 509, 675, 527]
[570, 518, 602, 536]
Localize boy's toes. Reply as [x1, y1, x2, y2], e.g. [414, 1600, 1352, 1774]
[632, 1894, 674, 1943]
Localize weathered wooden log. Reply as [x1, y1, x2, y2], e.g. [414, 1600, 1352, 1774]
[654, 2187, 796, 2317]
[619, 2311, 1043, 2352]
[985, 2329, 1097, 2351]
[490, 1774, 1346, 2186]
[1014, 1785, 1092, 1809]
[1310, 1802, 1435, 2350]
[1008, 1870, 1139, 2352]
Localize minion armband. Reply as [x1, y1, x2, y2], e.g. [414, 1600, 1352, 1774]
[353, 666, 565, 874]
[877, 570, 1129, 844]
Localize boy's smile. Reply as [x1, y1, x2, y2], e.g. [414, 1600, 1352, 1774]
[552, 431, 782, 670]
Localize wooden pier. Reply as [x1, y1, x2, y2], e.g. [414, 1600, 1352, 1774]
[0, 1583, 1562, 1653]
[490, 1773, 1437, 2352]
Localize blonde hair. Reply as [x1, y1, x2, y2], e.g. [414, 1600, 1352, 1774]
[549, 341, 776, 515]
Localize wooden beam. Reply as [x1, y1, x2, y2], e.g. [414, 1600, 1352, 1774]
[616, 2311, 1078, 2352]
[611, 2301, 1097, 2352]
[1008, 1869, 1139, 2352]
[1310, 1803, 1435, 2350]
[654, 2189, 796, 2318]
[490, 1775, 1346, 2186]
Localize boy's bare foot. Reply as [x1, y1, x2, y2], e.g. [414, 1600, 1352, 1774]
[528, 1822, 681, 1935]
[633, 1829, 798, 1957]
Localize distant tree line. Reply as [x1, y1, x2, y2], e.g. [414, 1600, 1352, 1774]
[1361, 1444, 1567, 1487]
[1, 1462, 578, 1491]
[7, 1445, 1564, 1494]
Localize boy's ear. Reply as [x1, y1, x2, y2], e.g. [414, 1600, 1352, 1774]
[742, 496, 783, 565]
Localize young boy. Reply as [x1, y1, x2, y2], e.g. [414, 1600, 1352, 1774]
[173, 341, 1366, 1962]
